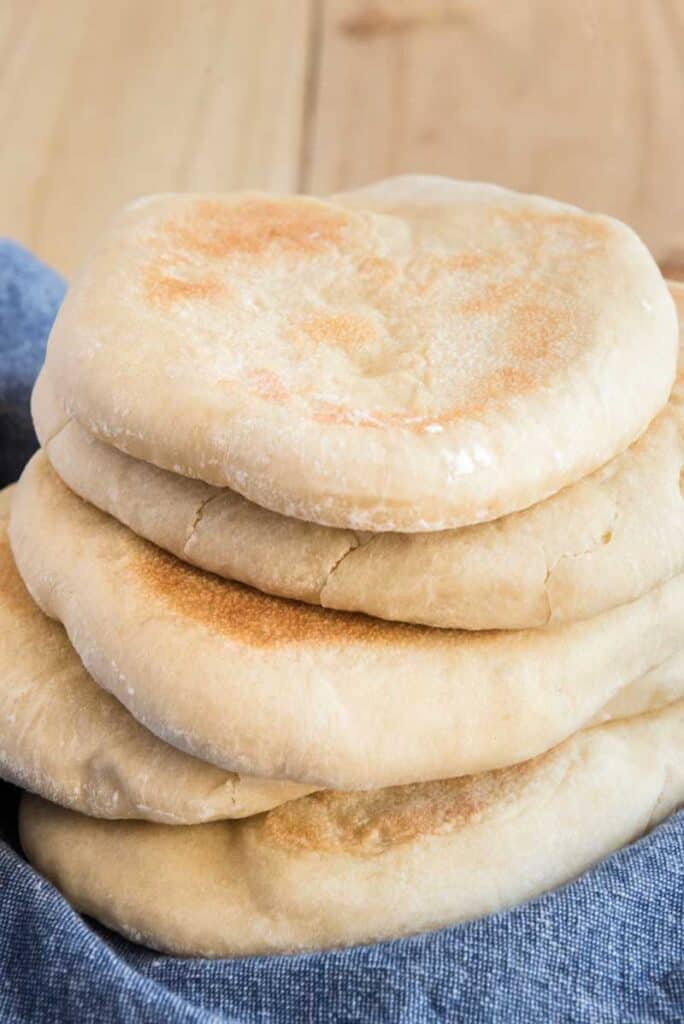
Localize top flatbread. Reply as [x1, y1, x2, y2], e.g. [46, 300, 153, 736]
[41, 176, 676, 531]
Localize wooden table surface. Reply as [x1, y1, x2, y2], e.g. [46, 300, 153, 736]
[1, 0, 683, 275]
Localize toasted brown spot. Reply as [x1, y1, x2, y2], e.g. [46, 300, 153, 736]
[299, 312, 379, 352]
[402, 254, 446, 293]
[512, 302, 570, 362]
[309, 287, 578, 428]
[0, 535, 43, 624]
[144, 270, 226, 306]
[164, 198, 349, 261]
[457, 278, 522, 317]
[309, 364, 540, 429]
[264, 749, 555, 856]
[545, 211, 611, 243]
[134, 543, 434, 648]
[358, 256, 396, 288]
[310, 401, 362, 426]
[0, 489, 21, 611]
[475, 366, 535, 402]
[392, 251, 506, 298]
[246, 369, 290, 403]
[497, 207, 612, 245]
[447, 250, 500, 274]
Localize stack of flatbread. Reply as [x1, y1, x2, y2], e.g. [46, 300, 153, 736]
[3, 177, 683, 957]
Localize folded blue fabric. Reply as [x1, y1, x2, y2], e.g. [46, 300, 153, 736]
[0, 241, 66, 487]
[0, 239, 682, 1024]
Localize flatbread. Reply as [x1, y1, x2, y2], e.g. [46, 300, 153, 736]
[19, 701, 684, 956]
[10, 453, 684, 790]
[0, 487, 311, 823]
[3, 481, 678, 825]
[2, 482, 680, 824]
[32, 287, 684, 630]
[41, 176, 677, 532]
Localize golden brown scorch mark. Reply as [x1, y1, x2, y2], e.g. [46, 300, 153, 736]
[446, 250, 501, 274]
[144, 269, 226, 307]
[0, 533, 53, 626]
[134, 543, 436, 648]
[263, 749, 554, 855]
[164, 198, 349, 261]
[358, 256, 396, 288]
[299, 312, 379, 353]
[143, 197, 349, 308]
[512, 302, 568, 363]
[245, 369, 290, 403]
[457, 278, 522, 317]
[308, 298, 573, 429]
[495, 206, 612, 245]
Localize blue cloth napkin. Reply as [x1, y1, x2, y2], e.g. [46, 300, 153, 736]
[0, 241, 66, 487]
[0, 239, 682, 1024]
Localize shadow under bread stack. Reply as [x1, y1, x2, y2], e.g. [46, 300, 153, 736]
[3, 176, 684, 957]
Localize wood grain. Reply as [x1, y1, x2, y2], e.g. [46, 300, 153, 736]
[307, 0, 684, 265]
[0, 0, 683, 274]
[0, 0, 313, 273]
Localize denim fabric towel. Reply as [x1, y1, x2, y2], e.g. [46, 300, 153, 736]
[0, 239, 682, 1024]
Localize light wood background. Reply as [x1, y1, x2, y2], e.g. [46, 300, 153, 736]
[1, 0, 683, 276]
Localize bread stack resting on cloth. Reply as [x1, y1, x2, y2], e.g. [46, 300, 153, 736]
[4, 176, 683, 957]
